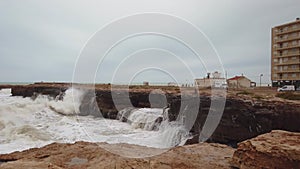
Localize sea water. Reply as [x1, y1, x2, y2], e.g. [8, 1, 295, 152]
[0, 88, 190, 154]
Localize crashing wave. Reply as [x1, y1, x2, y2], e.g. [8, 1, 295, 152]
[116, 107, 191, 147]
[48, 88, 85, 116]
[117, 108, 163, 131]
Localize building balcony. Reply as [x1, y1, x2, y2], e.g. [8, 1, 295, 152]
[273, 69, 300, 73]
[274, 61, 300, 66]
[275, 35, 300, 43]
[275, 26, 300, 35]
[274, 44, 300, 50]
[273, 52, 300, 58]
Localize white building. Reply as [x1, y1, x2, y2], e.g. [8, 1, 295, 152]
[227, 76, 252, 88]
[194, 71, 226, 88]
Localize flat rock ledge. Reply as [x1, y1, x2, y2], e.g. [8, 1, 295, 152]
[0, 142, 234, 169]
[231, 130, 300, 169]
[0, 130, 299, 169]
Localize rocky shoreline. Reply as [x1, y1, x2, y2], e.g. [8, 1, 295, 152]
[1, 83, 300, 168]
[5, 83, 300, 146]
[0, 130, 299, 169]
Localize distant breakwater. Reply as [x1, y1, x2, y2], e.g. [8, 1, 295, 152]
[5, 83, 300, 146]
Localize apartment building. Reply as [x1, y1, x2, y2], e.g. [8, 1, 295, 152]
[271, 18, 300, 87]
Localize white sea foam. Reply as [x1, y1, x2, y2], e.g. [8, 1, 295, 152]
[0, 88, 11, 97]
[0, 88, 190, 154]
[127, 108, 163, 130]
[114, 107, 190, 148]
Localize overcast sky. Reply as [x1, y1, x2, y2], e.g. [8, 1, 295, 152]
[1, 0, 299, 85]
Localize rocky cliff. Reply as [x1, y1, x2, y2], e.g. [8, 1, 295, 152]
[169, 95, 300, 146]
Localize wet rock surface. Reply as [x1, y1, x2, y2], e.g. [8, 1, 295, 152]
[231, 130, 300, 169]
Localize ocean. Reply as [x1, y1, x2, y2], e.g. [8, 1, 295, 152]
[0, 88, 190, 157]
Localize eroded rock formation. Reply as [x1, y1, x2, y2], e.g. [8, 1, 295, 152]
[231, 130, 300, 169]
[169, 96, 300, 146]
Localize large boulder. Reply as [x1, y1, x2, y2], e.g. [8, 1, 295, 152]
[231, 130, 300, 169]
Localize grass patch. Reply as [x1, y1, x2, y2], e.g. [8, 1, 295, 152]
[276, 92, 300, 100]
[253, 95, 263, 100]
[236, 90, 253, 96]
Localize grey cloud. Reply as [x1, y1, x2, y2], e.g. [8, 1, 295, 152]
[0, 0, 299, 84]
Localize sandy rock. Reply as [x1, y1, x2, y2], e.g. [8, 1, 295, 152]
[0, 142, 234, 169]
[231, 130, 300, 169]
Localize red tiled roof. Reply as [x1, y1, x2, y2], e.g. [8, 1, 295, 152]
[227, 76, 245, 81]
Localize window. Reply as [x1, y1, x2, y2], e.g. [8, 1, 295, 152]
[273, 74, 278, 78]
[291, 65, 297, 69]
[292, 56, 297, 60]
[292, 41, 297, 45]
[274, 66, 278, 70]
[283, 50, 288, 55]
[274, 58, 278, 62]
[292, 24, 298, 29]
[283, 58, 288, 62]
[283, 74, 288, 78]
[292, 32, 297, 37]
[291, 48, 298, 52]
[292, 74, 297, 78]
[283, 66, 288, 70]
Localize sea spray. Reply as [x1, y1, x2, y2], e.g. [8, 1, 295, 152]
[48, 88, 85, 115]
